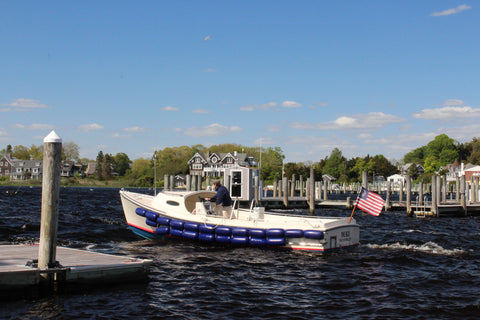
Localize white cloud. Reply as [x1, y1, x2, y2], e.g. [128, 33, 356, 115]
[1, 98, 51, 111]
[442, 99, 464, 106]
[281, 101, 302, 108]
[266, 125, 281, 132]
[203, 35, 212, 41]
[413, 106, 480, 120]
[13, 123, 55, 130]
[122, 126, 145, 132]
[254, 137, 276, 146]
[161, 106, 179, 111]
[183, 123, 243, 137]
[204, 68, 217, 72]
[431, 4, 471, 17]
[192, 109, 211, 114]
[239, 102, 277, 111]
[78, 123, 104, 132]
[112, 133, 132, 138]
[290, 112, 405, 130]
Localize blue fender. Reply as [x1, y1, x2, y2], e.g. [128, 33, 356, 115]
[249, 237, 267, 246]
[285, 229, 304, 238]
[157, 216, 171, 226]
[215, 235, 231, 243]
[199, 233, 215, 242]
[182, 230, 198, 240]
[145, 219, 157, 227]
[249, 229, 266, 238]
[304, 230, 324, 240]
[184, 222, 200, 232]
[266, 228, 284, 238]
[169, 228, 183, 238]
[231, 236, 249, 245]
[232, 227, 249, 237]
[145, 211, 159, 222]
[170, 220, 185, 230]
[199, 224, 216, 234]
[267, 238, 285, 246]
[135, 208, 146, 217]
[155, 226, 170, 235]
[215, 226, 232, 236]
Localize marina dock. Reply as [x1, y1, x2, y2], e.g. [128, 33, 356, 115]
[0, 244, 152, 297]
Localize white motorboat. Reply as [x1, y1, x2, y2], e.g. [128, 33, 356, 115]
[120, 189, 360, 252]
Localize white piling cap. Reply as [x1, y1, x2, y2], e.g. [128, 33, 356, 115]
[43, 130, 62, 143]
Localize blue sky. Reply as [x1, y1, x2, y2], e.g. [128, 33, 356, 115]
[1, 1, 478, 162]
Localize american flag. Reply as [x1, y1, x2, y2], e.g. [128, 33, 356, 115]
[355, 187, 384, 216]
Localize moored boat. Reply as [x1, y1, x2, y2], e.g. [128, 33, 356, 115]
[120, 189, 360, 252]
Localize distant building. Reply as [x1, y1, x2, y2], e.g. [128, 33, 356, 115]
[61, 160, 83, 177]
[85, 162, 97, 176]
[188, 151, 257, 177]
[387, 174, 406, 185]
[0, 154, 42, 180]
[400, 163, 425, 176]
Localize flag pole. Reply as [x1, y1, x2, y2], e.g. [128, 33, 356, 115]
[348, 205, 357, 223]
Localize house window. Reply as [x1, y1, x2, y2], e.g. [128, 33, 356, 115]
[35, 162, 41, 166]
[33, 168, 38, 173]
[17, 168, 22, 173]
[0, 161, 3, 166]
[195, 157, 201, 163]
[193, 164, 203, 169]
[227, 157, 233, 163]
[5, 170, 9, 174]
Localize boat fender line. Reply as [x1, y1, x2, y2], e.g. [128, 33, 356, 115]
[170, 219, 185, 230]
[266, 229, 284, 238]
[182, 230, 198, 240]
[145, 219, 158, 227]
[285, 229, 304, 238]
[215, 235, 231, 243]
[199, 233, 215, 242]
[249, 237, 267, 246]
[184, 222, 200, 232]
[304, 230, 324, 240]
[135, 208, 147, 217]
[267, 238, 285, 246]
[155, 226, 170, 235]
[145, 211, 159, 222]
[232, 227, 249, 237]
[231, 236, 249, 245]
[249, 228, 266, 238]
[169, 228, 183, 238]
[199, 224, 216, 234]
[215, 226, 232, 236]
[157, 216, 171, 226]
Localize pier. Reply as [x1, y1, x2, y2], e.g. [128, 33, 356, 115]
[164, 169, 480, 217]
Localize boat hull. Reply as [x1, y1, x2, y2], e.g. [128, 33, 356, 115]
[120, 190, 360, 252]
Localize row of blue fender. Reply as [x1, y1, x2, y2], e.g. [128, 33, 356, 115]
[136, 207, 324, 246]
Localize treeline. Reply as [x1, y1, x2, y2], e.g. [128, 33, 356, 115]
[3, 135, 480, 187]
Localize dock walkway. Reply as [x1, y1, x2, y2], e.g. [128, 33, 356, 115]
[0, 244, 152, 297]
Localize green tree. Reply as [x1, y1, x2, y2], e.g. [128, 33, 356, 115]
[425, 134, 458, 167]
[259, 147, 284, 182]
[29, 144, 43, 160]
[322, 148, 346, 180]
[466, 137, 480, 164]
[113, 152, 131, 176]
[12, 145, 30, 159]
[96, 151, 105, 180]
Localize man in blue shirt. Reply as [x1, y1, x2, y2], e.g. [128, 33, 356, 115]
[206, 180, 233, 218]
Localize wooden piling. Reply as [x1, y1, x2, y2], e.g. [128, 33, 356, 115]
[164, 174, 169, 190]
[406, 175, 412, 216]
[254, 175, 259, 206]
[38, 131, 62, 272]
[385, 180, 391, 211]
[282, 177, 289, 208]
[323, 179, 328, 200]
[419, 181, 424, 206]
[186, 175, 191, 191]
[290, 174, 296, 197]
[309, 167, 315, 215]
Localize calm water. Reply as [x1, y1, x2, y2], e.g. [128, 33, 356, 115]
[1, 186, 480, 319]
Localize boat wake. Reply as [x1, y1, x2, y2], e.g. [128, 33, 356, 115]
[365, 241, 464, 255]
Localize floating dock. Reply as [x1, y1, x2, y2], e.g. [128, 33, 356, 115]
[0, 244, 152, 298]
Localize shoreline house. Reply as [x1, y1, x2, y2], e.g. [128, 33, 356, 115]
[0, 154, 42, 180]
[188, 151, 257, 177]
[61, 160, 83, 177]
